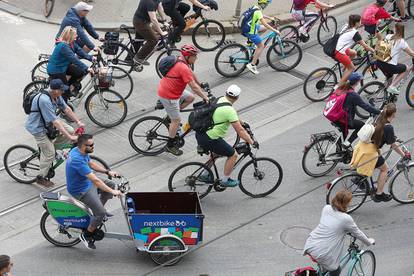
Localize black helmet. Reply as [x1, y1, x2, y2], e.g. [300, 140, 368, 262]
[376, 0, 387, 5]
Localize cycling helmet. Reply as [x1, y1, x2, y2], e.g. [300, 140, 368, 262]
[226, 84, 241, 97]
[180, 44, 199, 57]
[258, 0, 272, 5]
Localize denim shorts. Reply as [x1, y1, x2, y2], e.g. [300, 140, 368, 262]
[244, 33, 263, 45]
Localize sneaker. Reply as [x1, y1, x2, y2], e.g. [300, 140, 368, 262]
[165, 145, 183, 156]
[246, 63, 259, 75]
[220, 178, 239, 187]
[400, 15, 412, 21]
[105, 212, 114, 218]
[80, 233, 96, 250]
[133, 57, 150, 66]
[373, 193, 393, 202]
[36, 176, 55, 188]
[387, 86, 400, 95]
[155, 99, 164, 110]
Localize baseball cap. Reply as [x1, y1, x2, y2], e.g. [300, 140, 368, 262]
[226, 84, 241, 97]
[50, 79, 68, 91]
[348, 72, 363, 85]
[74, 1, 93, 11]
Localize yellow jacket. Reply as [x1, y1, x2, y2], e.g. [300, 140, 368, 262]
[350, 141, 379, 177]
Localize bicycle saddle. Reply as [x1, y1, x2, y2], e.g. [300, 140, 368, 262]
[119, 24, 134, 30]
[40, 192, 60, 200]
[197, 145, 209, 156]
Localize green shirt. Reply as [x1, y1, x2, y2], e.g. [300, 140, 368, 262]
[206, 97, 239, 139]
[249, 6, 263, 35]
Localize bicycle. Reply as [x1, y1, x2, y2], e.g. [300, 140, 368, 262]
[128, 83, 240, 156]
[30, 52, 134, 101]
[286, 234, 376, 276]
[43, 0, 55, 17]
[326, 139, 413, 213]
[279, 5, 337, 46]
[214, 23, 303, 78]
[168, 125, 283, 199]
[3, 128, 110, 184]
[356, 59, 414, 119]
[302, 122, 353, 178]
[24, 53, 128, 128]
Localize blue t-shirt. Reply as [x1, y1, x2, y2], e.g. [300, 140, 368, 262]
[66, 147, 93, 197]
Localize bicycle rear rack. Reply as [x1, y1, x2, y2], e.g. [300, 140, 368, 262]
[310, 131, 337, 141]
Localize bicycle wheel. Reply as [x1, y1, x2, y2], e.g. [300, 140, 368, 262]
[214, 43, 248, 78]
[350, 250, 376, 276]
[356, 81, 386, 119]
[326, 173, 369, 214]
[89, 155, 110, 177]
[109, 65, 133, 100]
[277, 25, 299, 42]
[40, 211, 81, 247]
[405, 77, 414, 108]
[350, 43, 367, 66]
[408, 0, 414, 17]
[149, 236, 185, 266]
[317, 16, 337, 46]
[302, 136, 342, 178]
[389, 163, 414, 204]
[43, 0, 54, 17]
[31, 60, 49, 82]
[155, 49, 182, 79]
[192, 19, 225, 51]
[85, 89, 128, 128]
[4, 144, 39, 184]
[23, 80, 49, 100]
[266, 39, 302, 72]
[238, 157, 283, 198]
[303, 67, 337, 102]
[168, 162, 214, 199]
[361, 64, 386, 88]
[103, 41, 134, 74]
[128, 116, 169, 156]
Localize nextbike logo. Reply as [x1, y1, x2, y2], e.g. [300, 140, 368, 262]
[143, 220, 187, 227]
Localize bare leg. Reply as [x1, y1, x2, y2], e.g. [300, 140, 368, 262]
[224, 152, 238, 176]
[179, 94, 194, 110]
[390, 66, 409, 87]
[376, 163, 389, 194]
[397, 0, 406, 17]
[168, 118, 180, 139]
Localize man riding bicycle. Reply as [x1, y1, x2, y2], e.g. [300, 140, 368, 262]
[25, 79, 84, 188]
[157, 44, 209, 156]
[195, 85, 256, 187]
[66, 134, 122, 250]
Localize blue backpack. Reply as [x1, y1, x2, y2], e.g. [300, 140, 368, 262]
[238, 7, 259, 34]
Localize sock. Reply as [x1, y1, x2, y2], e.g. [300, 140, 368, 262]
[221, 175, 229, 182]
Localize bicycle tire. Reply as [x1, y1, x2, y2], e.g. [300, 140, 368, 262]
[168, 162, 214, 199]
[109, 65, 133, 100]
[266, 39, 302, 72]
[40, 211, 81, 247]
[4, 144, 39, 184]
[405, 76, 414, 108]
[301, 136, 341, 178]
[214, 43, 249, 78]
[389, 163, 414, 204]
[277, 25, 299, 43]
[128, 116, 170, 156]
[85, 89, 128, 128]
[149, 236, 185, 266]
[303, 67, 337, 102]
[349, 250, 376, 276]
[23, 80, 49, 100]
[103, 41, 134, 75]
[361, 64, 386, 88]
[326, 173, 369, 214]
[408, 0, 414, 17]
[317, 15, 337, 46]
[31, 60, 49, 82]
[192, 19, 226, 51]
[355, 81, 386, 119]
[43, 0, 55, 17]
[155, 49, 182, 79]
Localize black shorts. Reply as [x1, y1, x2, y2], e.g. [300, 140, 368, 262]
[376, 61, 407, 79]
[375, 155, 385, 168]
[364, 24, 377, 35]
[195, 132, 235, 157]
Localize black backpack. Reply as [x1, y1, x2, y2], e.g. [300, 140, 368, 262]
[322, 33, 340, 57]
[188, 97, 232, 132]
[158, 55, 185, 78]
[23, 88, 47, 115]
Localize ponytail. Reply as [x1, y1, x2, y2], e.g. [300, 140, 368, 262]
[371, 103, 397, 148]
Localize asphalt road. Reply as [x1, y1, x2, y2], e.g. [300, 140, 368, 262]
[0, 1, 414, 275]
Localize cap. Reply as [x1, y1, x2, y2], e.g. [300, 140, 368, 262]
[74, 1, 93, 11]
[50, 79, 68, 91]
[226, 84, 241, 97]
[348, 72, 363, 85]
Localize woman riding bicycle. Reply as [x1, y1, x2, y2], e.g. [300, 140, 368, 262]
[376, 23, 414, 95]
[304, 190, 374, 276]
[47, 26, 94, 100]
[361, 0, 401, 36]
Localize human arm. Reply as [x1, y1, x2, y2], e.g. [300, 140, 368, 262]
[189, 0, 211, 10]
[403, 46, 414, 58]
[149, 11, 167, 36]
[53, 119, 77, 142]
[157, 2, 168, 22]
[73, 43, 93, 62]
[358, 39, 375, 53]
[353, 93, 381, 115]
[86, 172, 121, 196]
[61, 43, 89, 72]
[89, 160, 119, 178]
[315, 0, 335, 9]
[63, 105, 85, 128]
[344, 216, 373, 246]
[232, 121, 254, 145]
[188, 79, 209, 101]
[259, 17, 280, 35]
[74, 22, 95, 51]
[82, 17, 99, 40]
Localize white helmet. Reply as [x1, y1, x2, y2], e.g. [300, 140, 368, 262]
[226, 84, 241, 97]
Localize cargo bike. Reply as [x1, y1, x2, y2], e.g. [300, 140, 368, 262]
[39, 176, 204, 265]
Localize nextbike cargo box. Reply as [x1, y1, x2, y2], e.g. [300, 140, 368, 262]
[126, 192, 204, 246]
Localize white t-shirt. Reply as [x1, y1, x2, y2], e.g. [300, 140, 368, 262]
[335, 29, 361, 54]
[385, 34, 409, 65]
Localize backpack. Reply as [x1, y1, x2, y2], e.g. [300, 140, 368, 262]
[323, 89, 349, 124]
[293, 0, 307, 10]
[188, 97, 232, 132]
[294, 267, 317, 276]
[323, 33, 340, 57]
[158, 55, 185, 78]
[23, 88, 47, 115]
[374, 40, 392, 62]
[357, 117, 376, 143]
[238, 7, 259, 34]
[361, 4, 380, 26]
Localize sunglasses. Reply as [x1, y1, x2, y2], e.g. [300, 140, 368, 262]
[85, 143, 94, 148]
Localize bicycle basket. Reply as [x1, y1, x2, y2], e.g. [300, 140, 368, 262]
[98, 67, 113, 89]
[103, 32, 120, 55]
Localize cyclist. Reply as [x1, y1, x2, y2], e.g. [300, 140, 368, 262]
[0, 255, 13, 276]
[290, 0, 334, 41]
[48, 26, 95, 100]
[66, 134, 122, 250]
[376, 23, 414, 95]
[334, 14, 375, 89]
[161, 0, 211, 48]
[396, 0, 412, 21]
[241, 0, 281, 75]
[361, 0, 401, 36]
[195, 85, 256, 187]
[304, 190, 375, 276]
[158, 44, 209, 155]
[133, 0, 168, 65]
[56, 1, 100, 53]
[25, 79, 84, 188]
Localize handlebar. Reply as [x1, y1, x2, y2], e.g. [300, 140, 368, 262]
[114, 175, 130, 194]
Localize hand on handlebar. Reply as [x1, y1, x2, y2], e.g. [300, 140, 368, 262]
[107, 170, 120, 178]
[160, 31, 168, 37]
[252, 141, 260, 149]
[69, 135, 78, 143]
[112, 189, 122, 197]
[88, 68, 95, 76]
[203, 5, 211, 11]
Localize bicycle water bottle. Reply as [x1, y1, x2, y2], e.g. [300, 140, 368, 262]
[126, 197, 136, 213]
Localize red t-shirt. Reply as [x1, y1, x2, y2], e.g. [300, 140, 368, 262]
[294, 0, 315, 10]
[157, 57, 194, 100]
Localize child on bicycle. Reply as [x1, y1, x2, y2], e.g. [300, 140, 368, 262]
[291, 0, 334, 41]
[361, 0, 401, 36]
[240, 0, 280, 75]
